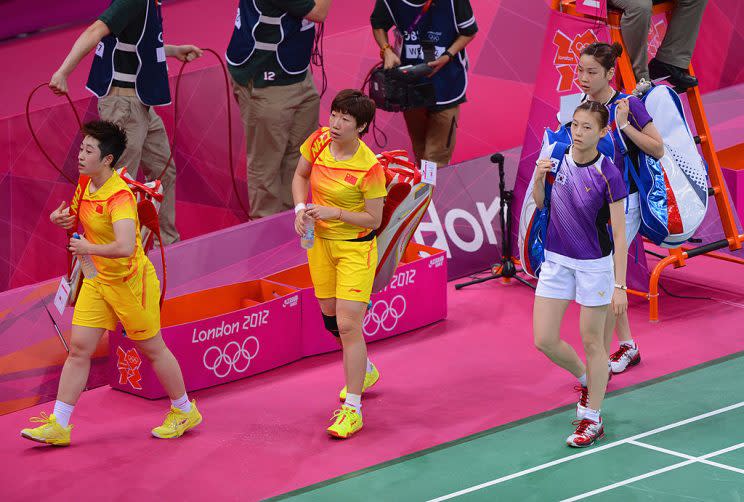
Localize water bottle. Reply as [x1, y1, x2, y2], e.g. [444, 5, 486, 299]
[300, 204, 315, 249]
[73, 233, 98, 279]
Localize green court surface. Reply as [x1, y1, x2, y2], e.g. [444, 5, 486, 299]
[273, 352, 744, 501]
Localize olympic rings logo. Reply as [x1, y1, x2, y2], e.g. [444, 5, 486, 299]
[363, 295, 406, 337]
[203, 336, 260, 378]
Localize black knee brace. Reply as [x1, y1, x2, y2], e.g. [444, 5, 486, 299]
[322, 313, 340, 338]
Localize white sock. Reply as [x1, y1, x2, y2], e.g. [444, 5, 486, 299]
[53, 400, 74, 428]
[620, 339, 635, 348]
[344, 393, 362, 414]
[171, 393, 192, 413]
[584, 408, 601, 423]
[366, 358, 375, 373]
[578, 374, 587, 387]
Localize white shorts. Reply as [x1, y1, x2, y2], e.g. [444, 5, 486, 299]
[535, 259, 614, 307]
[625, 192, 641, 245]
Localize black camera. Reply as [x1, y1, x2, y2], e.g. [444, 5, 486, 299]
[368, 63, 436, 113]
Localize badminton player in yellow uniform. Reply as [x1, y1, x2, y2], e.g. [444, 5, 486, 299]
[292, 89, 387, 438]
[20, 121, 201, 446]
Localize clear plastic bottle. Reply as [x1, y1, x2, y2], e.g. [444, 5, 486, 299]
[73, 232, 98, 279]
[300, 204, 315, 249]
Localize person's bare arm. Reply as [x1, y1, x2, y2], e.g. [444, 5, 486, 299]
[532, 160, 552, 209]
[623, 121, 665, 159]
[304, 0, 332, 22]
[164, 44, 203, 62]
[609, 200, 628, 316]
[615, 99, 664, 159]
[292, 156, 313, 236]
[428, 33, 476, 76]
[374, 28, 400, 69]
[50, 20, 111, 94]
[69, 219, 136, 258]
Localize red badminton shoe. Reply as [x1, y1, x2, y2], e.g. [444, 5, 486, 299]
[610, 344, 641, 374]
[566, 418, 604, 447]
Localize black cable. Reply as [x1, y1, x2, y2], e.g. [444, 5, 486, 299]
[643, 248, 713, 300]
[644, 249, 666, 259]
[361, 62, 388, 148]
[311, 22, 328, 100]
[658, 280, 713, 301]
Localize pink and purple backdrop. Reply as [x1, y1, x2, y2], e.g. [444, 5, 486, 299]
[2, 0, 744, 291]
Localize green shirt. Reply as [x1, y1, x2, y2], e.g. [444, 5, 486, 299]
[99, 0, 147, 88]
[227, 0, 316, 88]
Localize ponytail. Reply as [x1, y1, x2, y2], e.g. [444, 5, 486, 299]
[581, 42, 623, 72]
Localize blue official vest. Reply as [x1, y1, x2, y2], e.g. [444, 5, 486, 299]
[225, 0, 315, 76]
[86, 0, 171, 106]
[384, 0, 469, 106]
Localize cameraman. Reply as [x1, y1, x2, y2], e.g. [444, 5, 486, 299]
[227, 0, 331, 219]
[371, 0, 477, 167]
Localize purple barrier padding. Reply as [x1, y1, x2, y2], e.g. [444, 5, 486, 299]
[3, 0, 744, 292]
[0, 0, 108, 41]
[0, 0, 188, 41]
[691, 176, 744, 257]
[413, 155, 510, 279]
[676, 87, 744, 258]
[0, 278, 110, 412]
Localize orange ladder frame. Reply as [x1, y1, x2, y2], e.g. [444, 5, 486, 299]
[552, 0, 744, 321]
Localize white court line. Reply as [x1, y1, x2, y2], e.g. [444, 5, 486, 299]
[558, 460, 694, 502]
[629, 440, 744, 475]
[427, 401, 744, 502]
[561, 441, 744, 501]
[715, 299, 744, 310]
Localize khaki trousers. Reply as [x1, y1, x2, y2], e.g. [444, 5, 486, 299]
[98, 95, 179, 244]
[609, 0, 708, 80]
[403, 105, 460, 168]
[233, 73, 320, 219]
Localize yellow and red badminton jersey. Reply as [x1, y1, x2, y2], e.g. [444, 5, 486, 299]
[300, 127, 387, 240]
[77, 171, 147, 283]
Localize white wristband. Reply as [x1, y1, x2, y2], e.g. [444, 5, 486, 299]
[615, 283, 627, 290]
[294, 203, 306, 214]
[618, 121, 629, 131]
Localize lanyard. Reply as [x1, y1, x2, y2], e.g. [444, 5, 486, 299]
[407, 0, 434, 33]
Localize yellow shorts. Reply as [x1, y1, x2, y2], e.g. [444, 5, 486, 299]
[72, 260, 161, 340]
[308, 236, 377, 303]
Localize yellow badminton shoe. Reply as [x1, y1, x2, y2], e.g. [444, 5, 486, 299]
[20, 413, 72, 446]
[339, 366, 380, 401]
[327, 405, 363, 439]
[151, 400, 202, 439]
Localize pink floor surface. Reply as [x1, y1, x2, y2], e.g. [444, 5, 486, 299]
[1, 251, 743, 501]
